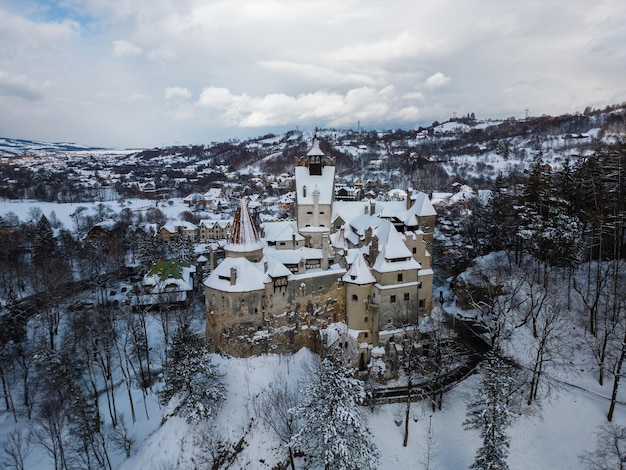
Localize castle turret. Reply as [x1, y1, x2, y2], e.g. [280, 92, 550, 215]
[342, 253, 378, 344]
[224, 197, 264, 262]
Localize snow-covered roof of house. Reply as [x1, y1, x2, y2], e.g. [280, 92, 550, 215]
[372, 224, 421, 273]
[262, 220, 304, 243]
[203, 257, 266, 293]
[407, 191, 437, 217]
[331, 200, 372, 226]
[204, 187, 223, 199]
[263, 246, 323, 265]
[199, 219, 231, 229]
[345, 246, 369, 265]
[143, 259, 195, 293]
[342, 253, 376, 285]
[161, 220, 198, 233]
[93, 218, 116, 231]
[264, 257, 292, 279]
[373, 200, 406, 219]
[224, 198, 264, 253]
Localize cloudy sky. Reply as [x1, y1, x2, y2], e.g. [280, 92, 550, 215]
[1, 0, 625, 148]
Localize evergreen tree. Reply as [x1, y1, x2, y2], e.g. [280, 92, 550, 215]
[464, 353, 516, 470]
[32, 215, 56, 265]
[289, 357, 380, 470]
[160, 325, 225, 423]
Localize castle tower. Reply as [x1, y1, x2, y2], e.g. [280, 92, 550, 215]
[342, 253, 378, 345]
[294, 137, 336, 248]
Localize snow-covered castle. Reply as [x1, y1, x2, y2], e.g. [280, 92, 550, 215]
[204, 137, 436, 363]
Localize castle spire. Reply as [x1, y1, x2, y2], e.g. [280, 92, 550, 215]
[224, 197, 264, 260]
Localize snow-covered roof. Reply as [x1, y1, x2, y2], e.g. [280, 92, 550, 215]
[408, 191, 437, 217]
[93, 218, 116, 231]
[224, 198, 264, 253]
[263, 246, 323, 265]
[342, 253, 376, 285]
[200, 219, 231, 229]
[264, 257, 292, 278]
[306, 138, 325, 156]
[161, 220, 198, 233]
[262, 220, 304, 243]
[372, 225, 421, 273]
[331, 200, 372, 225]
[204, 257, 266, 293]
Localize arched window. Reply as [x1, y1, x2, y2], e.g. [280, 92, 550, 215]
[352, 294, 358, 302]
[303, 185, 307, 197]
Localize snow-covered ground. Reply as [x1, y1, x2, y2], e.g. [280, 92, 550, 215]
[2, 345, 621, 469]
[0, 197, 193, 228]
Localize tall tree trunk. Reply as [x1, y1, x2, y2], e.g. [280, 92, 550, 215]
[608, 326, 626, 422]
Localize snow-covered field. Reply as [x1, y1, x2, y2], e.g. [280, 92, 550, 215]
[0, 197, 192, 228]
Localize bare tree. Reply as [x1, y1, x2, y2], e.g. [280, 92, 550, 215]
[1, 428, 32, 470]
[579, 423, 626, 470]
[253, 373, 301, 469]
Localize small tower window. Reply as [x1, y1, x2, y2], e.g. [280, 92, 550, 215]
[352, 294, 358, 302]
[303, 185, 307, 197]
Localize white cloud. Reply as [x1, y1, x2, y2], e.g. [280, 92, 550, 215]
[147, 44, 177, 62]
[424, 73, 451, 90]
[0, 70, 42, 101]
[165, 86, 192, 100]
[112, 40, 143, 58]
[1, 0, 626, 147]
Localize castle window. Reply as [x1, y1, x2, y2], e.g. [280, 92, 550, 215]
[352, 294, 358, 302]
[364, 332, 369, 338]
[397, 273, 403, 282]
[364, 316, 368, 323]
[412, 247, 417, 254]
[419, 299, 425, 308]
[390, 295, 396, 303]
[404, 293, 410, 301]
[303, 185, 307, 197]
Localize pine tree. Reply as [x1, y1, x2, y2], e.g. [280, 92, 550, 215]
[160, 325, 225, 423]
[464, 353, 516, 470]
[32, 215, 56, 265]
[289, 357, 380, 470]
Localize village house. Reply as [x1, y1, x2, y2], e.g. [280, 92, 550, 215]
[131, 258, 196, 308]
[198, 219, 232, 242]
[160, 221, 199, 242]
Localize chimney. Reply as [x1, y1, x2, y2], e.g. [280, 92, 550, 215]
[370, 235, 379, 265]
[406, 187, 412, 210]
[322, 233, 329, 270]
[230, 266, 237, 286]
